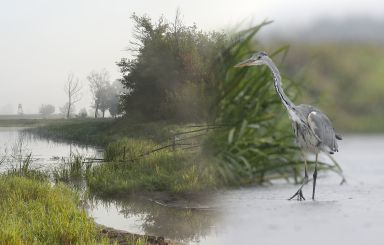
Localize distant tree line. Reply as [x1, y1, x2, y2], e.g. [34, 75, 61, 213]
[87, 70, 122, 118]
[39, 104, 55, 116]
[57, 70, 122, 119]
[117, 12, 225, 122]
[55, 12, 224, 121]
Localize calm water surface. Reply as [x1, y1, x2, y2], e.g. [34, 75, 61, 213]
[1, 127, 383, 244]
[0, 127, 102, 171]
[89, 135, 384, 245]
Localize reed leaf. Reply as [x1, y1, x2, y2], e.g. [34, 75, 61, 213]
[207, 25, 305, 185]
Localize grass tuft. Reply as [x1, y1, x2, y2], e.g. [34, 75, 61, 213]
[87, 139, 217, 196]
[0, 175, 108, 244]
[104, 138, 158, 161]
[53, 153, 91, 183]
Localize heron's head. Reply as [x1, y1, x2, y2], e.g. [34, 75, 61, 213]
[234, 51, 269, 67]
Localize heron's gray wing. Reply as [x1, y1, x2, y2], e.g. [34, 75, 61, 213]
[307, 111, 338, 153]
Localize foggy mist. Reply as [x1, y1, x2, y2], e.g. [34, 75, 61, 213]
[1, 0, 383, 115]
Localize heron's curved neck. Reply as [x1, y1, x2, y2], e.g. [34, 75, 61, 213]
[264, 57, 295, 110]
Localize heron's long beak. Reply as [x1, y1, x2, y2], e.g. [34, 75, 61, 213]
[234, 58, 254, 68]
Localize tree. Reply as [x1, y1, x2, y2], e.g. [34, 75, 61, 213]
[116, 12, 225, 121]
[78, 108, 88, 118]
[59, 103, 75, 118]
[98, 85, 110, 118]
[64, 73, 82, 119]
[106, 80, 124, 118]
[87, 70, 110, 118]
[39, 104, 55, 116]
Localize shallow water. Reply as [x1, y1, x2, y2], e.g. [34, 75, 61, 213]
[88, 134, 384, 245]
[1, 127, 383, 244]
[0, 127, 102, 171]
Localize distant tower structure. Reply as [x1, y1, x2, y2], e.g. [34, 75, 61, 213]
[17, 104, 24, 115]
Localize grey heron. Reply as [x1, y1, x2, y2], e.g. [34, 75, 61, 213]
[235, 51, 342, 200]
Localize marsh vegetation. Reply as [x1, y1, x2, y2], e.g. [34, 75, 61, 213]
[0, 12, 364, 245]
[21, 19, 346, 202]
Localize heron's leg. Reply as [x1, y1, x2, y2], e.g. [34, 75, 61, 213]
[288, 157, 309, 201]
[312, 153, 318, 200]
[303, 157, 309, 180]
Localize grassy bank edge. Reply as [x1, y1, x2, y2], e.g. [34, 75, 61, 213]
[0, 175, 107, 244]
[0, 174, 176, 245]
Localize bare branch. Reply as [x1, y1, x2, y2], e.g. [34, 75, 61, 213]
[64, 72, 82, 118]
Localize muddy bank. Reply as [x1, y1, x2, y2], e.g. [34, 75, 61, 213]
[98, 224, 181, 245]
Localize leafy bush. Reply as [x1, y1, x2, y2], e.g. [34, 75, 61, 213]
[117, 13, 225, 122]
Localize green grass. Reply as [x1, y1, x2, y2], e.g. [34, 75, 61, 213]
[0, 175, 108, 244]
[23, 119, 219, 195]
[104, 138, 158, 161]
[4, 152, 49, 181]
[26, 118, 181, 146]
[0, 118, 48, 127]
[53, 153, 92, 184]
[87, 138, 217, 196]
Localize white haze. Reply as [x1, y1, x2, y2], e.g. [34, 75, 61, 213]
[0, 0, 383, 114]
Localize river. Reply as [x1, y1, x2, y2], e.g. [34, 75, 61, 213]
[1, 127, 383, 245]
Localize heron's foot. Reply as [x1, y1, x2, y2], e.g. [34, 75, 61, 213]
[288, 188, 305, 201]
[339, 177, 346, 185]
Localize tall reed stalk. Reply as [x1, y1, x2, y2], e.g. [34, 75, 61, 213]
[208, 23, 342, 185]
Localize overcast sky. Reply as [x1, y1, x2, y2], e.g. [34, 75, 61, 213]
[1, 0, 383, 114]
